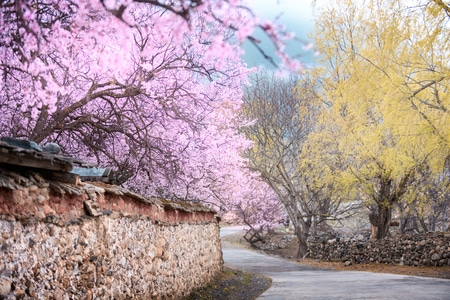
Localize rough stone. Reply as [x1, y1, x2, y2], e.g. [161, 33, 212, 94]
[0, 276, 11, 298]
[83, 200, 102, 217]
[431, 253, 441, 261]
[307, 233, 450, 267]
[43, 204, 55, 215]
[0, 177, 221, 300]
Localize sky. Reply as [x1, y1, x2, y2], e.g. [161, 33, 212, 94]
[243, 0, 317, 69]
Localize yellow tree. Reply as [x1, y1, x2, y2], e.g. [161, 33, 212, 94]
[311, 0, 450, 238]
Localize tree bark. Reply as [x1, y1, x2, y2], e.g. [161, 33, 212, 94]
[296, 230, 309, 258]
[442, 201, 448, 231]
[399, 203, 407, 234]
[369, 204, 392, 239]
[293, 216, 311, 258]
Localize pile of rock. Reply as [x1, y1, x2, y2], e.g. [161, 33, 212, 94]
[259, 234, 295, 251]
[307, 233, 450, 267]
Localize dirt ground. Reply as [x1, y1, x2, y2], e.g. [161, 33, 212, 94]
[184, 267, 271, 300]
[222, 230, 450, 280]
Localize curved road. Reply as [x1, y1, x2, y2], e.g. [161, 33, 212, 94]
[221, 226, 450, 300]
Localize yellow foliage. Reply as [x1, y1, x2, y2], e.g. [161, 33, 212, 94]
[309, 0, 450, 204]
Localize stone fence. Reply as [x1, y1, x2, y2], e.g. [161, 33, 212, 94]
[307, 233, 450, 267]
[0, 168, 222, 299]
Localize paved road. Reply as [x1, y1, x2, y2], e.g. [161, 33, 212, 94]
[221, 226, 450, 300]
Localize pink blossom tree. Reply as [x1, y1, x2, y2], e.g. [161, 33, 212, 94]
[0, 0, 292, 226]
[233, 173, 286, 246]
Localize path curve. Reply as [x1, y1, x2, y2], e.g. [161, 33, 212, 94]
[221, 226, 450, 300]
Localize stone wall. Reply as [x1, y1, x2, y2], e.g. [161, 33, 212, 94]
[307, 233, 450, 267]
[0, 169, 222, 299]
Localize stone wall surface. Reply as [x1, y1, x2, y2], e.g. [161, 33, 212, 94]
[307, 233, 450, 267]
[0, 169, 222, 300]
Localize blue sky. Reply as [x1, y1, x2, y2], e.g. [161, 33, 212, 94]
[242, 0, 317, 68]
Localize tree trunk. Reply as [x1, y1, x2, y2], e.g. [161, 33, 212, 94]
[30, 107, 49, 143]
[296, 230, 308, 258]
[442, 202, 448, 232]
[430, 202, 437, 232]
[399, 203, 407, 234]
[369, 204, 392, 239]
[293, 216, 311, 258]
[369, 172, 412, 239]
[400, 215, 409, 234]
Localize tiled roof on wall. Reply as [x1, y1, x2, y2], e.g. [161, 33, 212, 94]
[0, 137, 111, 184]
